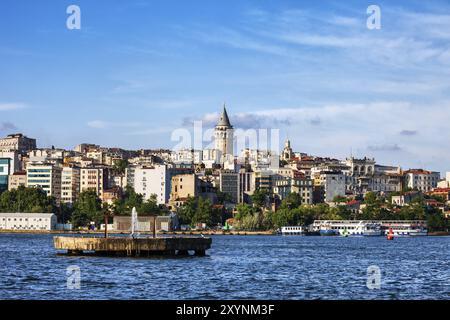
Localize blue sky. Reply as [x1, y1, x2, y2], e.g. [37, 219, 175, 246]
[1, 0, 450, 173]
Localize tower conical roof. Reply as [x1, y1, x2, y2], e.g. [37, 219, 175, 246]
[216, 105, 232, 127]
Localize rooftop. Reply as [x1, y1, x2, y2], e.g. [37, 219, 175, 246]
[216, 105, 232, 128]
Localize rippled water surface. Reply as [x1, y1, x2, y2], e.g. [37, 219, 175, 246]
[0, 233, 449, 299]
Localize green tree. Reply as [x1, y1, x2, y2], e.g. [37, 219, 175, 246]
[112, 159, 128, 176]
[324, 207, 344, 220]
[113, 186, 143, 215]
[271, 208, 296, 229]
[71, 190, 102, 228]
[177, 197, 220, 227]
[59, 202, 74, 224]
[177, 197, 197, 225]
[280, 192, 302, 210]
[235, 203, 257, 220]
[364, 192, 378, 205]
[426, 209, 447, 232]
[332, 195, 347, 203]
[216, 191, 232, 204]
[113, 186, 161, 216]
[0, 186, 56, 213]
[251, 189, 269, 209]
[193, 197, 213, 225]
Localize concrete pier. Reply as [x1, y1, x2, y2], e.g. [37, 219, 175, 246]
[54, 236, 211, 257]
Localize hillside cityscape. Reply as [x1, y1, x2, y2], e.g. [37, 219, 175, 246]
[0, 106, 449, 232]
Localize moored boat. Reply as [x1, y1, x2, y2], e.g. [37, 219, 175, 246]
[280, 226, 305, 236]
[319, 225, 339, 236]
[383, 225, 428, 236]
[312, 220, 383, 237]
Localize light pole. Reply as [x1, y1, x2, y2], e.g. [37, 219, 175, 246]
[103, 203, 111, 238]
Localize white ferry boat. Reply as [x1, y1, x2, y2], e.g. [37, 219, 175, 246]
[312, 220, 383, 236]
[280, 226, 306, 235]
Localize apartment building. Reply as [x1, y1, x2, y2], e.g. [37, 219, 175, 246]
[61, 166, 80, 204]
[8, 171, 26, 190]
[314, 170, 346, 203]
[219, 170, 239, 204]
[404, 169, 440, 192]
[133, 164, 185, 205]
[26, 163, 62, 203]
[0, 133, 36, 153]
[169, 173, 215, 207]
[80, 166, 109, 198]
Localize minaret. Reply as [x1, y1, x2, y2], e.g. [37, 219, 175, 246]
[214, 104, 233, 159]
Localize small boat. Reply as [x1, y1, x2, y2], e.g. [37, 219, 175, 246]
[363, 223, 383, 237]
[280, 226, 305, 236]
[408, 227, 428, 236]
[319, 225, 339, 236]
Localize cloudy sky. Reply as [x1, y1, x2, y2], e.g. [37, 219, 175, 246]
[1, 0, 450, 173]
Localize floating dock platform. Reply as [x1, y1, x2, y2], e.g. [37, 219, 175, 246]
[53, 236, 212, 257]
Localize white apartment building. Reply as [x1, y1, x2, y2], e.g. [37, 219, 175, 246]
[125, 165, 136, 188]
[28, 149, 65, 164]
[0, 151, 20, 174]
[371, 174, 402, 193]
[171, 149, 203, 164]
[371, 165, 402, 192]
[437, 172, 450, 188]
[0, 212, 57, 231]
[134, 164, 173, 205]
[239, 149, 273, 170]
[26, 163, 62, 203]
[202, 149, 221, 168]
[273, 176, 313, 205]
[86, 150, 104, 164]
[404, 169, 440, 192]
[0, 157, 11, 192]
[61, 166, 80, 204]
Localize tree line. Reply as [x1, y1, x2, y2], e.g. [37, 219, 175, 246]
[1, 186, 448, 231]
[0, 185, 163, 228]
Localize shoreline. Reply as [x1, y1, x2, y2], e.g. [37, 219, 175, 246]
[0, 230, 277, 236]
[0, 230, 448, 236]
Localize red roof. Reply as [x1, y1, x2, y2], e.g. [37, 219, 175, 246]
[346, 200, 360, 206]
[404, 169, 433, 175]
[430, 188, 450, 193]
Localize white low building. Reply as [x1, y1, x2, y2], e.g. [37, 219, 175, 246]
[0, 213, 57, 231]
[404, 169, 440, 192]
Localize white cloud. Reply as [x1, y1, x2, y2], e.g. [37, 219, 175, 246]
[188, 100, 450, 171]
[87, 120, 141, 129]
[0, 103, 26, 111]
